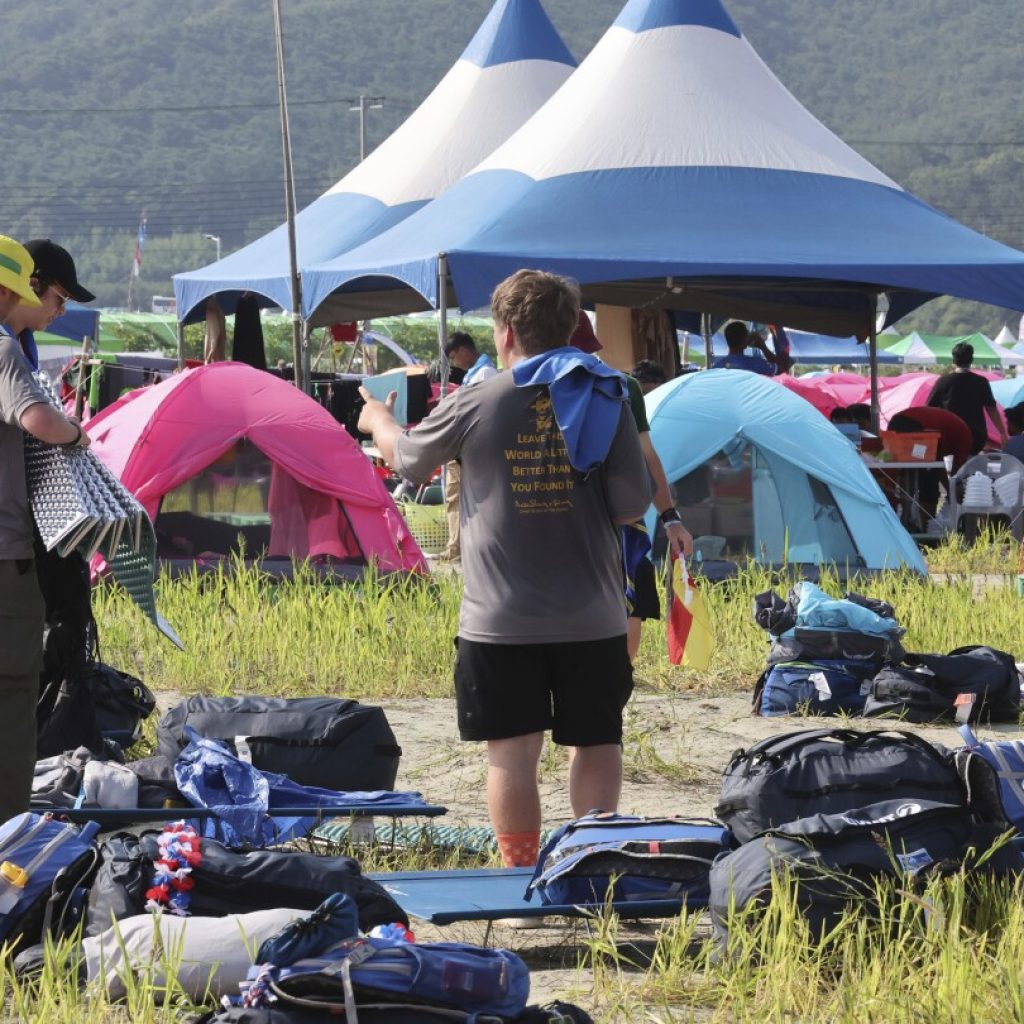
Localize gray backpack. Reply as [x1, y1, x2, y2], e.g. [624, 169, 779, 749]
[715, 728, 964, 844]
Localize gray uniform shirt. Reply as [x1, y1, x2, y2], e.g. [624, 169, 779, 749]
[0, 334, 48, 559]
[394, 371, 653, 644]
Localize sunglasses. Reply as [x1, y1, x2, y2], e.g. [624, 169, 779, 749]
[47, 283, 72, 309]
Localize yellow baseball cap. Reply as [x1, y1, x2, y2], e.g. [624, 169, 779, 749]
[0, 235, 42, 307]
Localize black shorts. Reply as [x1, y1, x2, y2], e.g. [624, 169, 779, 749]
[454, 635, 634, 746]
[628, 557, 661, 621]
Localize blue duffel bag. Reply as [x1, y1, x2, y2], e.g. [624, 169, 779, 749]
[756, 660, 878, 717]
[526, 812, 730, 906]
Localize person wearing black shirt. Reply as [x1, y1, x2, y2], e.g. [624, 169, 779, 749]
[926, 342, 1008, 454]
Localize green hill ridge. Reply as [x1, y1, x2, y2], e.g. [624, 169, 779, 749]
[1, 0, 1021, 335]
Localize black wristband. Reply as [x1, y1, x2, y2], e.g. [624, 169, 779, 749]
[659, 507, 682, 526]
[62, 424, 82, 448]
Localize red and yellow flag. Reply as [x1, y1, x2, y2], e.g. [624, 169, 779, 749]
[667, 554, 715, 670]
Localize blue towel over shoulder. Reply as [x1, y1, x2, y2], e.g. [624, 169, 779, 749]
[512, 347, 627, 472]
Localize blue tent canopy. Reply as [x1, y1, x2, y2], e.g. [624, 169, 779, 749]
[172, 0, 575, 324]
[782, 331, 901, 366]
[683, 329, 902, 366]
[304, 0, 1024, 337]
[44, 301, 100, 345]
[643, 370, 927, 573]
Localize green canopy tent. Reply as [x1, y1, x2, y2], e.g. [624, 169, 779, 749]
[881, 331, 1024, 369]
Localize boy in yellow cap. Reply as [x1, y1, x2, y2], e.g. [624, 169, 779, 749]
[0, 235, 90, 822]
[0, 235, 42, 320]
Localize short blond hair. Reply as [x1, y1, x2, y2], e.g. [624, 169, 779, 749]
[490, 269, 581, 356]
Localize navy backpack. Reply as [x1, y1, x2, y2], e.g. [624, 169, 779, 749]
[755, 659, 876, 717]
[0, 812, 100, 948]
[526, 812, 730, 906]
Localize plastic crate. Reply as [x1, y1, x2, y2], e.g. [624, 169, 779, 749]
[399, 502, 448, 555]
[880, 430, 940, 462]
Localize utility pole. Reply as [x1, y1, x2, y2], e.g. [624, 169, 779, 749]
[272, 0, 305, 393]
[349, 95, 385, 161]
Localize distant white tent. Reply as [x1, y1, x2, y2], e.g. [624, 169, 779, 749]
[996, 324, 1018, 346]
[173, 0, 576, 322]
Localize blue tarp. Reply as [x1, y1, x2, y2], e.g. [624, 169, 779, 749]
[45, 301, 99, 345]
[303, 0, 1024, 336]
[783, 331, 902, 366]
[644, 370, 927, 573]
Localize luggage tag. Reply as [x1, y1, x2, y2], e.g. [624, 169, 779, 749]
[809, 672, 832, 701]
[954, 693, 976, 725]
[896, 848, 934, 876]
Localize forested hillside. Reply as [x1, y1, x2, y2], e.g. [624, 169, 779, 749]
[2, 0, 1021, 334]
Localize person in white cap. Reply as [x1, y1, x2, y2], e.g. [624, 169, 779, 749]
[0, 235, 90, 821]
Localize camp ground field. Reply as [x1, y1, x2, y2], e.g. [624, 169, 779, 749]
[11, 534, 1024, 1023]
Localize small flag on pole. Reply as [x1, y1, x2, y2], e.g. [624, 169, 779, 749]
[667, 553, 714, 670]
[132, 210, 147, 277]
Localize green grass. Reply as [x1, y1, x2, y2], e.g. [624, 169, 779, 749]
[580, 869, 1024, 1022]
[94, 535, 1024, 701]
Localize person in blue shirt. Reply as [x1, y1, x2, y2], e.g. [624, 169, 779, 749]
[440, 333, 499, 561]
[444, 331, 498, 386]
[712, 321, 790, 375]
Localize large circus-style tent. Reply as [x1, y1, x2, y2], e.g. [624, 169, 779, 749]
[304, 0, 1024, 343]
[172, 0, 576, 323]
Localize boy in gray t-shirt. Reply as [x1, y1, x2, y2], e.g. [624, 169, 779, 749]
[359, 270, 652, 869]
[0, 235, 93, 822]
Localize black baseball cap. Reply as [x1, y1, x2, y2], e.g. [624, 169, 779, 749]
[23, 239, 95, 303]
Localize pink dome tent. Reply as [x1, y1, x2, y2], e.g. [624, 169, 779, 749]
[85, 363, 426, 575]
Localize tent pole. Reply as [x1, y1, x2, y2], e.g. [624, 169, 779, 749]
[438, 253, 450, 397]
[301, 320, 312, 394]
[868, 292, 880, 433]
[272, 0, 305, 393]
[176, 319, 186, 371]
[702, 312, 713, 369]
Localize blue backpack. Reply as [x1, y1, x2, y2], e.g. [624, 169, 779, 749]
[526, 813, 730, 907]
[756, 660, 877, 717]
[243, 936, 529, 1021]
[0, 812, 100, 947]
[956, 724, 1024, 833]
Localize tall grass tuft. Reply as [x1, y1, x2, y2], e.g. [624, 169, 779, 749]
[93, 538, 1024, 699]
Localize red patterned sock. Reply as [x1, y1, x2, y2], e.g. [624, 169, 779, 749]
[496, 831, 541, 868]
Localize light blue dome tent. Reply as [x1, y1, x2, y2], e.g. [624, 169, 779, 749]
[644, 371, 927, 579]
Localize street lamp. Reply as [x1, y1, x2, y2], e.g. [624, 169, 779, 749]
[203, 233, 222, 261]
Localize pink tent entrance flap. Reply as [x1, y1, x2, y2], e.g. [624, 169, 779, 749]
[85, 362, 426, 573]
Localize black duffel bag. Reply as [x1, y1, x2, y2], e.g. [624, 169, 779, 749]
[85, 831, 407, 938]
[715, 728, 964, 845]
[156, 697, 401, 791]
[709, 798, 1017, 947]
[767, 628, 904, 668]
[864, 646, 1020, 724]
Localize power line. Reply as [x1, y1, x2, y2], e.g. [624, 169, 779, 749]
[0, 95, 395, 116]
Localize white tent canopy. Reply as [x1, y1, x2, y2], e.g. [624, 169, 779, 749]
[173, 0, 576, 323]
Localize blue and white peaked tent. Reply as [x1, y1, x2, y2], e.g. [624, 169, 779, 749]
[306, 0, 1024, 336]
[644, 371, 927, 574]
[173, 0, 575, 322]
